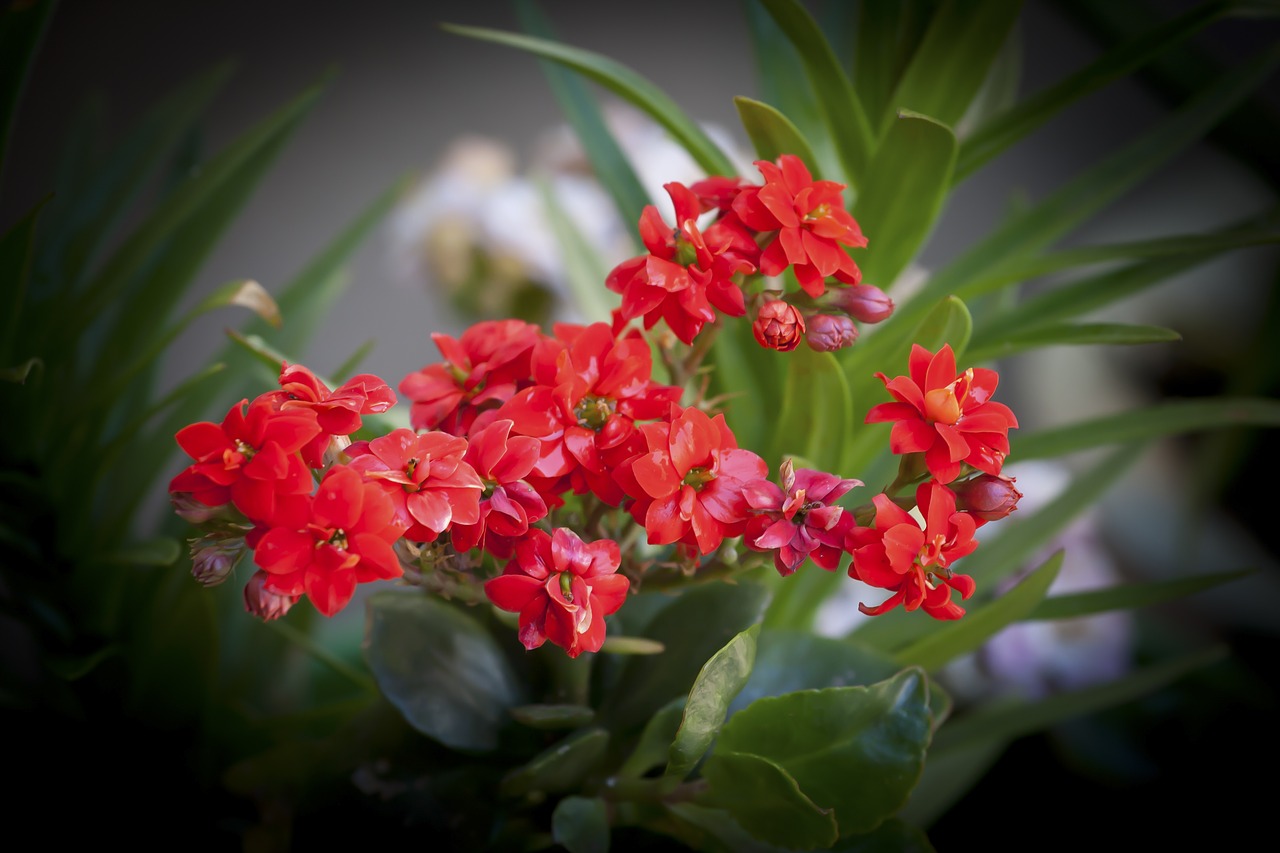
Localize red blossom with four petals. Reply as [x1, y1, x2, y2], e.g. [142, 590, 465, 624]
[743, 460, 860, 576]
[484, 528, 629, 658]
[264, 362, 397, 467]
[865, 344, 1019, 484]
[449, 419, 548, 558]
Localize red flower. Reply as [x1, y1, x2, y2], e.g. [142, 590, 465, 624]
[865, 344, 1019, 484]
[252, 466, 405, 617]
[399, 319, 541, 435]
[845, 481, 979, 620]
[952, 473, 1022, 522]
[616, 405, 767, 555]
[732, 154, 866, 297]
[606, 182, 755, 344]
[265, 362, 397, 467]
[484, 528, 629, 658]
[753, 300, 806, 352]
[449, 419, 548, 558]
[346, 428, 483, 543]
[743, 459, 860, 576]
[169, 397, 320, 523]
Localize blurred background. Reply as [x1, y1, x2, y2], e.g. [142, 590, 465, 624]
[3, 0, 1277, 847]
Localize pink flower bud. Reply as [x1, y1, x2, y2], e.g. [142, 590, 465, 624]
[953, 474, 1022, 521]
[171, 493, 225, 525]
[188, 534, 245, 587]
[825, 283, 894, 324]
[753, 300, 806, 352]
[243, 570, 300, 621]
[804, 314, 859, 352]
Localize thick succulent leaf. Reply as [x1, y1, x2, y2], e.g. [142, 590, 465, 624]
[364, 591, 525, 751]
[965, 321, 1182, 362]
[735, 96, 821, 174]
[1029, 568, 1252, 621]
[500, 728, 610, 796]
[516, 0, 649, 232]
[711, 668, 933, 837]
[756, 0, 873, 187]
[880, 0, 1021, 132]
[772, 346, 852, 472]
[894, 551, 1064, 672]
[667, 624, 759, 779]
[931, 646, 1227, 751]
[509, 704, 596, 730]
[618, 697, 685, 778]
[957, 0, 1231, 179]
[852, 110, 957, 289]
[600, 581, 770, 731]
[552, 796, 610, 853]
[700, 751, 839, 849]
[1012, 398, 1280, 460]
[440, 23, 734, 177]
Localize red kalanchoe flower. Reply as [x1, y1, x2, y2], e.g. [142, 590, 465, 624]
[804, 313, 858, 353]
[484, 528, 629, 658]
[743, 459, 860, 576]
[732, 154, 866, 297]
[251, 466, 405, 617]
[846, 481, 979, 620]
[346, 428, 483, 543]
[449, 419, 548, 558]
[264, 362, 396, 467]
[169, 397, 320, 523]
[606, 182, 756, 344]
[865, 343, 1019, 484]
[399, 319, 541, 435]
[753, 299, 806, 352]
[499, 322, 681, 506]
[616, 405, 767, 555]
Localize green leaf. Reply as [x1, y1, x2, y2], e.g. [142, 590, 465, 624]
[956, 0, 1230, 179]
[601, 581, 771, 731]
[1012, 398, 1280, 461]
[509, 704, 596, 730]
[772, 346, 852, 472]
[712, 668, 933, 837]
[552, 796, 610, 853]
[734, 97, 821, 174]
[515, 0, 649, 231]
[700, 751, 839, 849]
[709, 318, 783, 451]
[852, 110, 957, 288]
[197, 278, 281, 328]
[618, 697, 685, 778]
[0, 0, 55, 184]
[599, 635, 665, 655]
[853, 1, 935, 127]
[501, 728, 610, 797]
[537, 176, 618, 323]
[965, 322, 1182, 362]
[440, 23, 734, 177]
[894, 551, 1064, 672]
[881, 0, 1020, 132]
[932, 647, 1227, 751]
[104, 537, 181, 567]
[756, 0, 874, 187]
[0, 199, 44, 362]
[1029, 569, 1252, 621]
[910, 295, 973, 357]
[667, 624, 760, 779]
[364, 591, 525, 751]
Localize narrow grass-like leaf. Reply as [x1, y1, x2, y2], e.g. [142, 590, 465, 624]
[852, 110, 956, 289]
[0, 0, 55, 185]
[515, 0, 649, 231]
[734, 97, 820, 174]
[668, 624, 759, 779]
[895, 551, 1064, 672]
[0, 199, 43, 362]
[1029, 569, 1252, 621]
[911, 295, 972, 357]
[331, 339, 376, 381]
[708, 320, 782, 452]
[198, 278, 281, 328]
[881, 0, 1020, 132]
[600, 636, 665, 655]
[965, 322, 1181, 362]
[957, 0, 1230, 179]
[771, 346, 852, 472]
[853, 1, 935, 126]
[1012, 398, 1280, 461]
[757, 0, 873, 187]
[537, 176, 618, 323]
[510, 704, 596, 730]
[441, 23, 734, 177]
[0, 356, 41, 384]
[104, 537, 181, 567]
[932, 646, 1227, 751]
[957, 19, 1023, 135]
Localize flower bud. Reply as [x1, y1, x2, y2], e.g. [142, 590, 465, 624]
[825, 283, 894, 324]
[171, 492, 226, 525]
[188, 533, 246, 587]
[804, 314, 859, 352]
[753, 300, 806, 352]
[243, 570, 300, 621]
[953, 474, 1022, 521]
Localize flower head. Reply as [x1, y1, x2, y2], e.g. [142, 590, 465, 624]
[449, 419, 548, 558]
[743, 459, 860, 576]
[753, 299, 806, 352]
